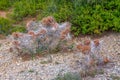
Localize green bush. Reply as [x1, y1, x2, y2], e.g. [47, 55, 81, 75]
[0, 0, 11, 10]
[54, 72, 82, 80]
[12, 0, 37, 21]
[71, 0, 120, 35]
[0, 17, 13, 35]
[0, 17, 26, 35]
[1, 0, 120, 35]
[11, 0, 48, 21]
[11, 25, 26, 33]
[0, 0, 17, 10]
[38, 0, 120, 35]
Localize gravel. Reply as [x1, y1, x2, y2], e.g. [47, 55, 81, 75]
[0, 32, 120, 80]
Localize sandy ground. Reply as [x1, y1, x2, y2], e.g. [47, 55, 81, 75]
[0, 32, 120, 80]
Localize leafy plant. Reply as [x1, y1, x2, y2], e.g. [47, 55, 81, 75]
[110, 75, 120, 80]
[54, 72, 82, 80]
[28, 69, 34, 73]
[80, 68, 104, 78]
[0, 17, 15, 35]
[11, 25, 26, 33]
[0, 0, 16, 10]
[0, 17, 26, 35]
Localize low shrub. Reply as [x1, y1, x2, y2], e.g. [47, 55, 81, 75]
[110, 75, 120, 80]
[11, 25, 26, 33]
[11, 16, 72, 55]
[80, 68, 104, 77]
[71, 0, 120, 35]
[0, 17, 26, 35]
[11, 0, 48, 21]
[0, 17, 13, 35]
[37, 0, 120, 35]
[54, 72, 82, 80]
[76, 39, 109, 77]
[0, 0, 17, 10]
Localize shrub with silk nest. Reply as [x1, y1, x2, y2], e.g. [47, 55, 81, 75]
[11, 16, 72, 55]
[76, 39, 110, 71]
